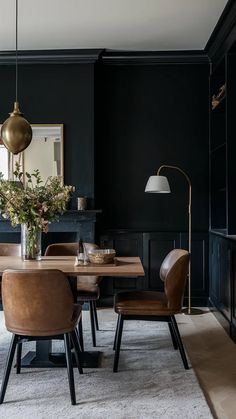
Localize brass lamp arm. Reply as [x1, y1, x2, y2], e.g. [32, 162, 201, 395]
[157, 164, 192, 218]
[157, 164, 192, 314]
[157, 165, 191, 188]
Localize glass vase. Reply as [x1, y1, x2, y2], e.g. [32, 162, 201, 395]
[21, 224, 42, 261]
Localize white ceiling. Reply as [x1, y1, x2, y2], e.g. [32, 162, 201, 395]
[0, 0, 228, 51]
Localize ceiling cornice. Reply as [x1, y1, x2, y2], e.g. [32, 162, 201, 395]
[0, 49, 104, 65]
[101, 50, 209, 65]
[205, 0, 236, 67]
[0, 48, 209, 66]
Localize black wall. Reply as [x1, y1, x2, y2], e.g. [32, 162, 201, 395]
[0, 52, 210, 303]
[0, 62, 95, 209]
[96, 62, 209, 233]
[0, 57, 210, 231]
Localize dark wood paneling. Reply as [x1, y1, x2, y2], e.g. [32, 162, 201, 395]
[143, 232, 180, 290]
[100, 232, 144, 297]
[95, 63, 209, 233]
[209, 235, 220, 305]
[181, 233, 208, 299]
[209, 233, 232, 334]
[0, 62, 95, 209]
[231, 245, 236, 335]
[226, 52, 236, 235]
[100, 230, 208, 306]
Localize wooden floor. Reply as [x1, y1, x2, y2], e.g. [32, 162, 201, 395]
[176, 309, 236, 419]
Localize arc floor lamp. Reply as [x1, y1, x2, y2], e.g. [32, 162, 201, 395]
[145, 165, 203, 315]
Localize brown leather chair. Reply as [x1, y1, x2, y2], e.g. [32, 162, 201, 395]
[45, 242, 102, 347]
[113, 249, 190, 372]
[0, 244, 21, 300]
[0, 269, 83, 405]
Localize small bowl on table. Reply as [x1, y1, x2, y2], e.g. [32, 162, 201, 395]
[88, 249, 116, 264]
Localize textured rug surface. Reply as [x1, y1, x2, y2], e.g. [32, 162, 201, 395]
[0, 309, 213, 419]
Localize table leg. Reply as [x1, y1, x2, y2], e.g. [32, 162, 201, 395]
[20, 340, 102, 368]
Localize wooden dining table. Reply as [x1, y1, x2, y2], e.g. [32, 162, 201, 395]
[0, 255, 145, 277]
[0, 255, 145, 368]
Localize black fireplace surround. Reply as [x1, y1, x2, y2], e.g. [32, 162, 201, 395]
[0, 210, 101, 253]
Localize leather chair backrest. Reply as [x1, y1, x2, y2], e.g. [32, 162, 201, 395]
[159, 249, 190, 311]
[45, 242, 99, 256]
[44, 243, 101, 286]
[0, 244, 21, 300]
[2, 269, 76, 336]
[0, 243, 21, 256]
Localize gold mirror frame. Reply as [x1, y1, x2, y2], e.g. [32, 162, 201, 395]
[1, 124, 64, 184]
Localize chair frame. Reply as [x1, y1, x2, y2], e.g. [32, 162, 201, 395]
[113, 314, 189, 373]
[0, 330, 83, 405]
[0, 268, 83, 405]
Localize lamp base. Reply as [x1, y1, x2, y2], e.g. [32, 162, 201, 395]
[182, 307, 206, 315]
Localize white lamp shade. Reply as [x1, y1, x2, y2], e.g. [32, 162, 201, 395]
[145, 175, 171, 193]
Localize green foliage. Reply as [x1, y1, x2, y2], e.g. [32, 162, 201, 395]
[0, 163, 74, 233]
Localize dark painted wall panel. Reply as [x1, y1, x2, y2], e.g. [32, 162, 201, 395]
[96, 64, 209, 232]
[0, 63, 94, 209]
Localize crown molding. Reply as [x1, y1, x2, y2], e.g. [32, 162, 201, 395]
[205, 0, 236, 66]
[0, 49, 104, 65]
[101, 50, 209, 65]
[0, 48, 210, 66]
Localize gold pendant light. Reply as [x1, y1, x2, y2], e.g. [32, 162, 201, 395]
[1, 0, 32, 155]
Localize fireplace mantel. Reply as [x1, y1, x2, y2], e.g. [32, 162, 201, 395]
[0, 210, 101, 242]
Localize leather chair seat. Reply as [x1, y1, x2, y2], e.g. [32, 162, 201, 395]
[0, 269, 83, 405]
[113, 249, 190, 372]
[115, 290, 179, 316]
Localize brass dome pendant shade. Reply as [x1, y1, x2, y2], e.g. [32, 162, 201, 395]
[1, 0, 32, 155]
[1, 102, 32, 155]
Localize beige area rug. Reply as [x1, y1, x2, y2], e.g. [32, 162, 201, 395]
[0, 309, 213, 419]
[177, 309, 236, 419]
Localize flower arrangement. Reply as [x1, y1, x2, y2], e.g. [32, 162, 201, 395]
[0, 163, 74, 259]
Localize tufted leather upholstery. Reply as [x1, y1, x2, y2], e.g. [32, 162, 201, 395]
[2, 269, 81, 336]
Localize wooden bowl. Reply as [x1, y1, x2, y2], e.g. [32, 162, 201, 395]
[88, 249, 116, 264]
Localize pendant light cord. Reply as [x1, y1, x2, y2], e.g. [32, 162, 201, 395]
[15, 0, 18, 103]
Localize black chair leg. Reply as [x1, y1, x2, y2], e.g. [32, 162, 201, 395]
[93, 301, 99, 331]
[171, 316, 189, 370]
[113, 315, 124, 373]
[0, 334, 18, 404]
[89, 301, 96, 347]
[70, 331, 83, 375]
[78, 316, 84, 352]
[16, 341, 22, 374]
[74, 328, 83, 353]
[113, 314, 121, 350]
[64, 333, 76, 405]
[168, 322, 178, 350]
